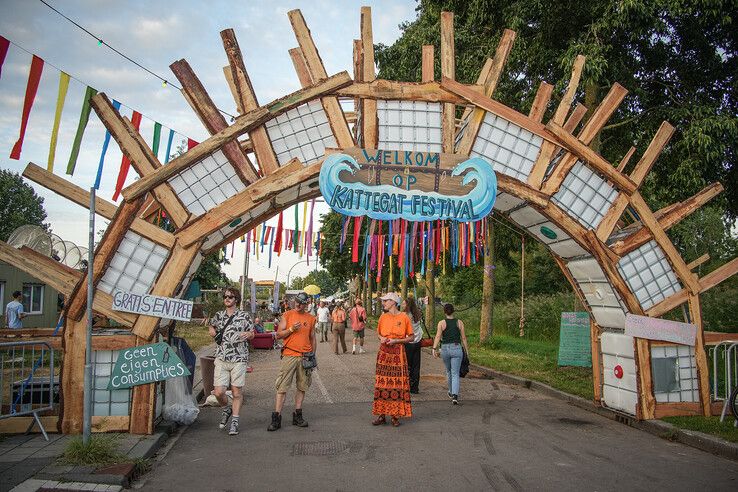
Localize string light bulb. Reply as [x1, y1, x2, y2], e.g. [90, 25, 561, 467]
[97, 39, 103, 46]
[162, 80, 168, 87]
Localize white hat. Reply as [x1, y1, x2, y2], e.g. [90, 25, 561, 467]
[380, 292, 402, 306]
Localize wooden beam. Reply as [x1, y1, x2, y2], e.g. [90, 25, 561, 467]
[617, 146, 637, 173]
[93, 290, 136, 327]
[352, 40, 362, 141]
[705, 330, 738, 345]
[629, 121, 674, 185]
[0, 242, 79, 296]
[66, 197, 145, 321]
[122, 71, 351, 200]
[422, 45, 434, 82]
[687, 254, 710, 270]
[176, 159, 314, 247]
[60, 318, 85, 433]
[170, 59, 260, 184]
[289, 47, 313, 86]
[456, 29, 516, 155]
[287, 10, 354, 149]
[498, 174, 549, 208]
[590, 319, 603, 404]
[459, 57, 493, 124]
[130, 337, 156, 434]
[629, 192, 701, 294]
[552, 55, 586, 125]
[131, 242, 203, 340]
[442, 77, 554, 142]
[360, 6, 377, 147]
[528, 82, 554, 123]
[441, 11, 455, 153]
[222, 65, 243, 114]
[90, 94, 190, 227]
[221, 29, 280, 176]
[545, 122, 638, 194]
[0, 415, 127, 434]
[335, 80, 467, 104]
[653, 402, 702, 418]
[563, 103, 589, 133]
[577, 83, 628, 144]
[23, 163, 175, 249]
[611, 182, 724, 256]
[688, 294, 711, 416]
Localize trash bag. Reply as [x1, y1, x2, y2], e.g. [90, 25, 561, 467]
[163, 375, 200, 425]
[170, 337, 196, 393]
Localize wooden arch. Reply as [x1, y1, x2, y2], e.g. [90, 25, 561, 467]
[2, 6, 736, 433]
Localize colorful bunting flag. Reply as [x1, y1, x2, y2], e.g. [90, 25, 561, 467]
[66, 85, 97, 174]
[112, 110, 142, 200]
[47, 71, 70, 171]
[94, 99, 121, 189]
[10, 55, 44, 160]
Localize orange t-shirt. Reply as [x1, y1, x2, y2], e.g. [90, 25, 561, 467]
[282, 310, 316, 357]
[377, 312, 413, 339]
[332, 308, 347, 323]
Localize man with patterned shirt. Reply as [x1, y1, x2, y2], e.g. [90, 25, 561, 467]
[208, 287, 254, 435]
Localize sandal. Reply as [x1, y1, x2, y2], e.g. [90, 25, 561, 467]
[372, 415, 386, 426]
[391, 416, 401, 427]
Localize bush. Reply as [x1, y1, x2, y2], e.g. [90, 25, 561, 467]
[492, 291, 580, 342]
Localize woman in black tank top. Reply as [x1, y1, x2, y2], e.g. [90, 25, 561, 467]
[431, 303, 469, 404]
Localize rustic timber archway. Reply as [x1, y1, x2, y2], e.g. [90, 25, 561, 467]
[2, 6, 736, 434]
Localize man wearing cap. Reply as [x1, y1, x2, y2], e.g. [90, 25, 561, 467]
[371, 292, 414, 427]
[267, 291, 316, 431]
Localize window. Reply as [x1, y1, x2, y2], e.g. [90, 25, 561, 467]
[22, 284, 44, 314]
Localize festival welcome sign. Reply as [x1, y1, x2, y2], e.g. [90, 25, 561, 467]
[319, 148, 497, 222]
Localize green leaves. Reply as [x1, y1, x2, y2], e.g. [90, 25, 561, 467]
[0, 170, 48, 242]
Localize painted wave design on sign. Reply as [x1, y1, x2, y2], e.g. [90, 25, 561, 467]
[319, 153, 497, 222]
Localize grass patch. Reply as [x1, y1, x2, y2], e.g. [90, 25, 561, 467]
[174, 321, 213, 353]
[60, 434, 126, 466]
[661, 416, 738, 443]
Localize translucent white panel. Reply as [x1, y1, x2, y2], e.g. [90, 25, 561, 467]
[651, 344, 698, 403]
[601, 332, 637, 415]
[509, 206, 547, 228]
[493, 193, 524, 212]
[551, 161, 618, 230]
[617, 240, 682, 310]
[92, 349, 132, 417]
[167, 151, 246, 217]
[548, 239, 588, 258]
[568, 258, 608, 282]
[265, 100, 337, 165]
[470, 112, 543, 181]
[591, 307, 626, 329]
[98, 231, 168, 295]
[377, 100, 443, 153]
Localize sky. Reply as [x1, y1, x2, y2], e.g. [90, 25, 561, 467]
[0, 0, 417, 285]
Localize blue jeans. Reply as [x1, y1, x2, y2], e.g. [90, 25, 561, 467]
[441, 343, 463, 396]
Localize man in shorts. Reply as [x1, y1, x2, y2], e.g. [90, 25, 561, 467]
[267, 291, 316, 431]
[316, 300, 330, 343]
[208, 287, 254, 435]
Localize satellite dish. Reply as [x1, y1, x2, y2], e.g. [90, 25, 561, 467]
[7, 225, 52, 256]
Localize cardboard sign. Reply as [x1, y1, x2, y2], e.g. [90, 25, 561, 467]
[108, 342, 191, 390]
[319, 148, 497, 222]
[557, 312, 592, 367]
[624, 313, 696, 346]
[112, 290, 193, 321]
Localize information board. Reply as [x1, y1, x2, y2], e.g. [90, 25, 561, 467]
[557, 312, 592, 367]
[108, 342, 191, 390]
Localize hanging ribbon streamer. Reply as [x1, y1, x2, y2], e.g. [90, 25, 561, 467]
[352, 216, 363, 263]
[300, 201, 308, 257]
[66, 85, 98, 174]
[339, 215, 348, 252]
[47, 71, 70, 171]
[306, 198, 316, 260]
[293, 205, 299, 253]
[151, 122, 162, 160]
[10, 55, 44, 160]
[94, 99, 121, 189]
[112, 110, 142, 200]
[164, 129, 175, 163]
[0, 36, 10, 80]
[274, 211, 284, 254]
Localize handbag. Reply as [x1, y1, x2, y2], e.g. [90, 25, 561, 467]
[302, 351, 318, 370]
[460, 348, 470, 378]
[419, 317, 433, 348]
[214, 313, 236, 345]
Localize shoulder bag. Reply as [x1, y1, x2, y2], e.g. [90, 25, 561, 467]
[214, 313, 236, 345]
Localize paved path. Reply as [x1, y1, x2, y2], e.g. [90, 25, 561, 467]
[139, 330, 738, 491]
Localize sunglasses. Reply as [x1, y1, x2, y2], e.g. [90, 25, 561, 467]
[224, 295, 236, 299]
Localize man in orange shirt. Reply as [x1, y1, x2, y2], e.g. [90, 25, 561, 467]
[372, 292, 414, 427]
[267, 291, 316, 431]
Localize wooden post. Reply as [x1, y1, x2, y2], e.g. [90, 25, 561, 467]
[440, 11, 455, 154]
[129, 338, 156, 434]
[367, 275, 374, 316]
[60, 318, 86, 433]
[688, 294, 712, 416]
[401, 270, 408, 301]
[360, 6, 377, 148]
[478, 216, 494, 345]
[590, 319, 603, 404]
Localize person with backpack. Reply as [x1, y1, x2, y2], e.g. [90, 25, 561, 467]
[349, 299, 367, 354]
[432, 303, 469, 405]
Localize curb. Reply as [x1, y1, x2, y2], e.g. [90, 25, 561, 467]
[468, 361, 738, 462]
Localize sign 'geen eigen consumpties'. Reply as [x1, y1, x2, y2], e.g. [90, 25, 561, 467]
[112, 289, 193, 322]
[108, 342, 191, 390]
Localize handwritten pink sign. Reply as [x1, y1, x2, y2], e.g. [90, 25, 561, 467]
[624, 313, 696, 346]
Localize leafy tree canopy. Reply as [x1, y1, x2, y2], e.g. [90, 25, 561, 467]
[193, 251, 230, 289]
[291, 268, 346, 296]
[0, 170, 48, 242]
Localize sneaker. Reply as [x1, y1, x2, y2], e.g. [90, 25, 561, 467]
[352, 347, 356, 355]
[292, 410, 309, 427]
[229, 418, 239, 435]
[452, 395, 459, 405]
[219, 406, 233, 429]
[359, 348, 366, 354]
[267, 411, 281, 431]
[448, 392, 453, 400]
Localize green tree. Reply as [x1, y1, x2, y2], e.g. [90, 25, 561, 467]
[193, 251, 230, 289]
[0, 170, 48, 241]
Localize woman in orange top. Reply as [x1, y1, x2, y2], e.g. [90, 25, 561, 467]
[331, 302, 348, 355]
[372, 292, 414, 427]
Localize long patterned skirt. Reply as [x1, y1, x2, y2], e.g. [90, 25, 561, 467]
[372, 342, 412, 418]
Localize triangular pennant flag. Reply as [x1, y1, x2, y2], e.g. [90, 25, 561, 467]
[152, 122, 162, 159]
[112, 110, 142, 200]
[0, 36, 10, 80]
[47, 71, 70, 171]
[66, 85, 97, 174]
[164, 129, 175, 163]
[10, 55, 44, 160]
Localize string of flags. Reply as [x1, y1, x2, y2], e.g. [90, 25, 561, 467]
[236, 203, 489, 281]
[0, 34, 193, 199]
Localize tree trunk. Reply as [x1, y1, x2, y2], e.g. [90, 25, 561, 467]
[479, 216, 495, 345]
[401, 268, 408, 300]
[425, 265, 435, 326]
[367, 275, 374, 316]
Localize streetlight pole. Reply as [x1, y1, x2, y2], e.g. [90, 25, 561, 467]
[286, 259, 316, 288]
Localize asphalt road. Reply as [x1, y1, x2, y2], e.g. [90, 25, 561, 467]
[139, 329, 738, 491]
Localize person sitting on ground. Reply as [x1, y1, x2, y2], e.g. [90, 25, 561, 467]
[372, 292, 414, 427]
[349, 299, 367, 354]
[432, 303, 469, 405]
